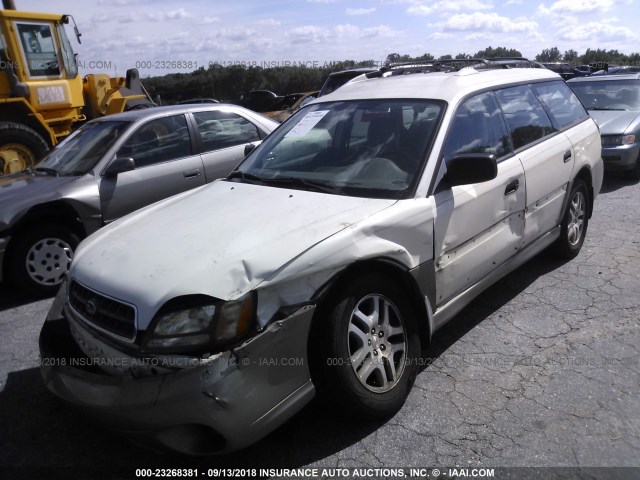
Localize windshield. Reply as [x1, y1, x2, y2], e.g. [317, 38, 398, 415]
[570, 79, 640, 110]
[234, 100, 444, 199]
[56, 23, 77, 78]
[37, 121, 131, 175]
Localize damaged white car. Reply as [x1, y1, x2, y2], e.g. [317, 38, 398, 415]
[40, 61, 603, 455]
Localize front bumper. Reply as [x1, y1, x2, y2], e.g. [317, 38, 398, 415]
[39, 302, 316, 454]
[601, 143, 640, 171]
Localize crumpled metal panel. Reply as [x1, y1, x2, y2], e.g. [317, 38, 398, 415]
[70, 180, 404, 330]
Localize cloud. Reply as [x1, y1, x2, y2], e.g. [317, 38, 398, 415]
[287, 25, 330, 43]
[286, 23, 402, 44]
[504, 0, 523, 4]
[201, 17, 221, 25]
[407, 0, 492, 15]
[426, 32, 453, 39]
[346, 7, 377, 15]
[407, 5, 433, 15]
[257, 18, 282, 26]
[464, 32, 493, 40]
[91, 8, 191, 24]
[537, 0, 624, 15]
[440, 12, 539, 33]
[148, 8, 191, 21]
[362, 25, 402, 38]
[91, 12, 136, 24]
[557, 21, 635, 41]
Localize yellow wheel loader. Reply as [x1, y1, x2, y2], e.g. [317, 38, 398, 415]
[0, 0, 154, 174]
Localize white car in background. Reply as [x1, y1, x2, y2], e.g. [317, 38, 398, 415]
[40, 60, 603, 454]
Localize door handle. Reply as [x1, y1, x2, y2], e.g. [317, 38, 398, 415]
[183, 169, 200, 178]
[504, 179, 519, 195]
[563, 150, 572, 163]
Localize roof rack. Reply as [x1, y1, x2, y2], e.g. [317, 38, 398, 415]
[367, 57, 542, 78]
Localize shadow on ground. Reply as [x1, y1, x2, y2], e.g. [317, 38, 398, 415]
[599, 171, 640, 194]
[0, 282, 52, 312]
[0, 254, 567, 476]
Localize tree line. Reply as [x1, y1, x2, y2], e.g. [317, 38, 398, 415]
[142, 46, 640, 106]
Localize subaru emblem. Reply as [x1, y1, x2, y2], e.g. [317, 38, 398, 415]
[86, 300, 97, 316]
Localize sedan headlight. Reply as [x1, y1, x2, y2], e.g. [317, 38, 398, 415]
[602, 134, 636, 146]
[143, 292, 256, 353]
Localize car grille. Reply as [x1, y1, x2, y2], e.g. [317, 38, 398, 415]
[68, 280, 136, 339]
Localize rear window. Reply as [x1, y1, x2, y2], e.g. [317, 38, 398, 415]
[193, 110, 260, 152]
[496, 86, 555, 150]
[530, 81, 589, 130]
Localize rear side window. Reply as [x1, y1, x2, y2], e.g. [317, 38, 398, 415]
[117, 115, 192, 167]
[530, 81, 588, 130]
[443, 92, 511, 160]
[193, 111, 260, 153]
[496, 86, 555, 150]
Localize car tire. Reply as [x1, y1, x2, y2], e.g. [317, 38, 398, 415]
[0, 121, 50, 174]
[8, 225, 79, 296]
[311, 274, 420, 419]
[551, 179, 589, 259]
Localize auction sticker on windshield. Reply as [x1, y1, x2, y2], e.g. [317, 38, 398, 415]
[285, 110, 329, 138]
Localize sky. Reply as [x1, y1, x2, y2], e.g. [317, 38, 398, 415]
[15, 0, 640, 77]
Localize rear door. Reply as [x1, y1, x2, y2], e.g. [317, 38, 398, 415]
[192, 110, 263, 181]
[433, 91, 526, 306]
[495, 85, 573, 246]
[99, 114, 205, 223]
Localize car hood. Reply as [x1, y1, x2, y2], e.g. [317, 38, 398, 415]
[0, 173, 86, 229]
[71, 180, 397, 329]
[587, 110, 640, 135]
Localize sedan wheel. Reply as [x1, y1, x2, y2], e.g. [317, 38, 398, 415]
[26, 237, 74, 286]
[9, 225, 80, 296]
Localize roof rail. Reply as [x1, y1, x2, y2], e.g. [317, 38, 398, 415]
[367, 57, 542, 78]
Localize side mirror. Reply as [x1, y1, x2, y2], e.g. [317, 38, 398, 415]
[244, 143, 256, 156]
[443, 153, 498, 187]
[104, 157, 135, 176]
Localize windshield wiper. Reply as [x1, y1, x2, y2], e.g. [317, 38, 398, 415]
[227, 170, 267, 184]
[260, 176, 340, 194]
[227, 171, 339, 194]
[33, 167, 59, 176]
[587, 107, 618, 111]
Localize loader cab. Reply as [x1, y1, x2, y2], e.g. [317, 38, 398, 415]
[14, 20, 78, 79]
[0, 10, 80, 83]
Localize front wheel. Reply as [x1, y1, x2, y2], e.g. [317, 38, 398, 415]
[8, 225, 80, 296]
[311, 274, 420, 418]
[551, 179, 589, 259]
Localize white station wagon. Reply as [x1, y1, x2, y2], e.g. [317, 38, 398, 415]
[40, 60, 603, 454]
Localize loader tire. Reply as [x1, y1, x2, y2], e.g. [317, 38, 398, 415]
[0, 122, 50, 175]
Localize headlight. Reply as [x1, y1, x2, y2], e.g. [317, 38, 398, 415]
[143, 292, 256, 353]
[602, 134, 636, 146]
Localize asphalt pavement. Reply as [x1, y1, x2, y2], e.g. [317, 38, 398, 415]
[0, 173, 638, 478]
